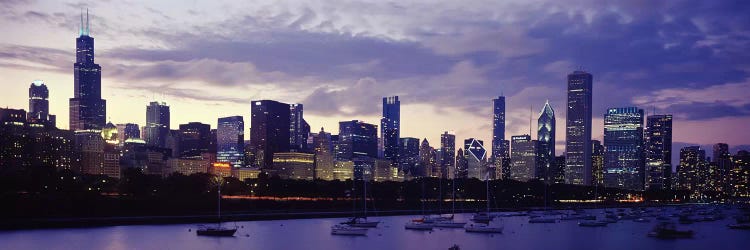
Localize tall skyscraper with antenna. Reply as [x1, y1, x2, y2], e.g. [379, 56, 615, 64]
[491, 96, 506, 163]
[381, 96, 400, 165]
[69, 9, 106, 131]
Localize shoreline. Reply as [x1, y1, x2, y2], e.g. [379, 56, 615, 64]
[0, 202, 690, 231]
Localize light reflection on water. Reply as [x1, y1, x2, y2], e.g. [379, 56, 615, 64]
[0, 209, 748, 250]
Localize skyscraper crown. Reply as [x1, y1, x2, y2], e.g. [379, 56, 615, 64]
[79, 9, 90, 37]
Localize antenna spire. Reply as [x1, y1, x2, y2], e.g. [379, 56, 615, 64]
[529, 105, 533, 137]
[79, 9, 83, 36]
[86, 8, 90, 35]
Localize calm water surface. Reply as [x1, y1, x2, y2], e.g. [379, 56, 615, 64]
[1, 209, 748, 250]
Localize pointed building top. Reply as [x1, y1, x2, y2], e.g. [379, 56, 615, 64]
[539, 100, 555, 117]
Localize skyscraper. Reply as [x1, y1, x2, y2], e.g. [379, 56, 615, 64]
[603, 107, 645, 190]
[677, 146, 707, 199]
[565, 70, 593, 185]
[145, 101, 170, 148]
[492, 96, 506, 163]
[28, 80, 55, 127]
[217, 116, 245, 168]
[178, 122, 211, 158]
[289, 104, 310, 151]
[464, 138, 487, 180]
[712, 143, 731, 194]
[418, 139, 435, 177]
[440, 131, 455, 179]
[455, 148, 468, 179]
[537, 101, 555, 182]
[551, 156, 566, 184]
[510, 135, 537, 182]
[336, 120, 378, 160]
[591, 140, 604, 186]
[399, 137, 420, 175]
[381, 96, 400, 164]
[312, 127, 335, 180]
[116, 123, 140, 143]
[644, 114, 673, 190]
[499, 140, 511, 180]
[69, 10, 106, 131]
[250, 100, 291, 168]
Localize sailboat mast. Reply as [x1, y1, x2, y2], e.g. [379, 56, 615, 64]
[486, 173, 490, 213]
[363, 179, 367, 218]
[421, 178, 425, 216]
[439, 177, 442, 214]
[452, 177, 456, 214]
[217, 180, 221, 223]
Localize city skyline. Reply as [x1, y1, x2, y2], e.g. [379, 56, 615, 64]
[1, 1, 750, 167]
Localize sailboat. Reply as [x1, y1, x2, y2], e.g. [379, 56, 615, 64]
[432, 177, 467, 228]
[196, 177, 237, 237]
[465, 172, 503, 233]
[406, 177, 434, 230]
[471, 171, 496, 224]
[341, 178, 380, 228]
[528, 180, 558, 224]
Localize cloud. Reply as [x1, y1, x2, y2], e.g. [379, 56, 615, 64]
[1, 0, 749, 147]
[633, 79, 750, 119]
[0, 44, 71, 72]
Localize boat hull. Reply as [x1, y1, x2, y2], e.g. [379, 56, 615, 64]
[196, 228, 237, 237]
[432, 222, 468, 228]
[465, 225, 503, 233]
[405, 223, 433, 230]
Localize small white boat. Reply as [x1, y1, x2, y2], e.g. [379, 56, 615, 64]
[341, 217, 380, 228]
[423, 214, 454, 223]
[405, 221, 434, 230]
[465, 223, 503, 233]
[331, 224, 368, 236]
[633, 218, 651, 223]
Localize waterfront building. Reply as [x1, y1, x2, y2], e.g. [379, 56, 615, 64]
[465, 138, 488, 180]
[312, 128, 335, 180]
[510, 135, 537, 182]
[591, 140, 604, 186]
[178, 122, 211, 158]
[399, 137, 420, 175]
[492, 96, 506, 165]
[289, 104, 310, 151]
[28, 80, 56, 127]
[677, 146, 708, 199]
[144, 101, 170, 148]
[250, 100, 291, 168]
[644, 115, 673, 190]
[336, 120, 378, 160]
[440, 131, 455, 179]
[381, 96, 400, 165]
[537, 101, 555, 182]
[565, 70, 593, 185]
[217, 116, 245, 168]
[272, 152, 315, 180]
[603, 107, 644, 190]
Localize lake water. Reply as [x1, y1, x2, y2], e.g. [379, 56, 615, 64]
[1, 209, 748, 250]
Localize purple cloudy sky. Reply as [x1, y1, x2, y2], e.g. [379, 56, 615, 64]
[1, 0, 749, 164]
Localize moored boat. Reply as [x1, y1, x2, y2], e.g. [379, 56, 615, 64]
[331, 224, 368, 236]
[529, 217, 557, 223]
[196, 225, 238, 237]
[634, 218, 651, 223]
[196, 177, 237, 237]
[578, 221, 608, 227]
[648, 222, 694, 239]
[465, 223, 503, 233]
[342, 217, 380, 228]
[405, 221, 434, 231]
[432, 221, 468, 228]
